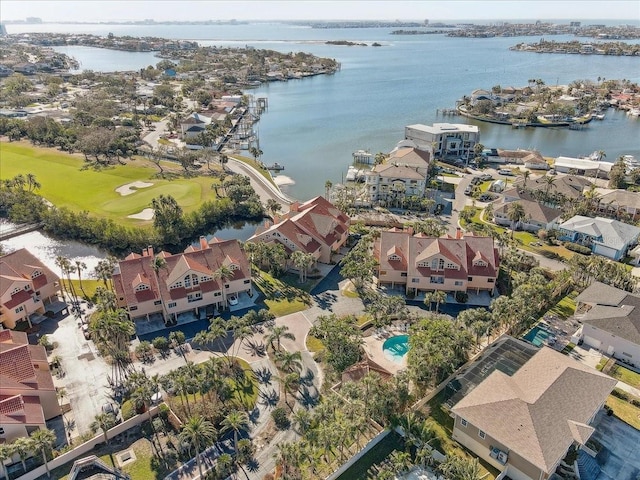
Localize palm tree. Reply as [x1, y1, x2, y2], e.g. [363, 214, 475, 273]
[290, 250, 312, 283]
[281, 372, 300, 408]
[179, 415, 217, 480]
[507, 202, 527, 236]
[542, 175, 557, 200]
[75, 260, 87, 297]
[0, 444, 14, 480]
[265, 198, 281, 219]
[25, 173, 41, 192]
[520, 170, 531, 187]
[265, 324, 295, 352]
[12, 437, 33, 474]
[324, 180, 333, 198]
[275, 349, 303, 373]
[93, 259, 115, 290]
[214, 265, 235, 308]
[30, 429, 56, 478]
[221, 410, 251, 455]
[91, 412, 116, 445]
[431, 290, 447, 313]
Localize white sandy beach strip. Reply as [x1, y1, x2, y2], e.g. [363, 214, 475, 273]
[273, 175, 295, 186]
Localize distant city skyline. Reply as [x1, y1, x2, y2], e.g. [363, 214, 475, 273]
[3, 0, 639, 23]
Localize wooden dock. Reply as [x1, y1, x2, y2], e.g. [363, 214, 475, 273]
[0, 222, 43, 241]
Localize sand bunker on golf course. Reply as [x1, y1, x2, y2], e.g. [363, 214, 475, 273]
[116, 181, 154, 196]
[127, 208, 154, 220]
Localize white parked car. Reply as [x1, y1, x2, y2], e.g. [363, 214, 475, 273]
[228, 295, 239, 306]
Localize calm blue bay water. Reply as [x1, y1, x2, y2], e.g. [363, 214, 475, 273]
[10, 22, 640, 199]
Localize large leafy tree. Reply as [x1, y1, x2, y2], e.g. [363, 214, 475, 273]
[151, 194, 184, 245]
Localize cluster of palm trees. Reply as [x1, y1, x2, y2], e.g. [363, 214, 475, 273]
[276, 372, 411, 479]
[243, 241, 287, 277]
[0, 428, 57, 478]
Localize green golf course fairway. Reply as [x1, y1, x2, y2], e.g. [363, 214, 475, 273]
[1, 142, 220, 225]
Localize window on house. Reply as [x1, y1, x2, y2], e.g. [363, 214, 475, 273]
[229, 264, 239, 271]
[478, 430, 486, 439]
[411, 278, 419, 283]
[154, 300, 162, 306]
[454, 281, 463, 286]
[430, 276, 444, 284]
[244, 279, 251, 284]
[31, 270, 42, 279]
[130, 306, 138, 311]
[401, 272, 407, 277]
[468, 276, 473, 281]
[15, 306, 24, 313]
[168, 302, 177, 308]
[460, 418, 468, 427]
[379, 270, 387, 275]
[487, 278, 494, 283]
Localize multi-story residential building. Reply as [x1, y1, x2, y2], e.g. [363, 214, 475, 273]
[404, 123, 480, 163]
[364, 163, 427, 206]
[451, 347, 615, 480]
[573, 281, 640, 367]
[385, 147, 431, 174]
[513, 174, 593, 207]
[558, 215, 640, 261]
[0, 330, 61, 444]
[374, 228, 499, 295]
[597, 189, 640, 221]
[0, 248, 63, 330]
[112, 238, 252, 323]
[248, 196, 350, 264]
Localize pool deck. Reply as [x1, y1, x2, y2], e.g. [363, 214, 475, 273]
[362, 325, 408, 375]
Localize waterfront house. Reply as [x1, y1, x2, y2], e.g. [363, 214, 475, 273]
[553, 156, 612, 177]
[0, 249, 63, 330]
[451, 347, 615, 480]
[386, 147, 431, 174]
[112, 238, 252, 324]
[493, 189, 563, 232]
[404, 123, 480, 163]
[248, 196, 349, 264]
[558, 215, 640, 260]
[573, 282, 640, 367]
[364, 163, 427, 207]
[0, 330, 62, 444]
[374, 228, 499, 295]
[513, 174, 593, 207]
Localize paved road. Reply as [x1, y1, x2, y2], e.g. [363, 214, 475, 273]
[226, 156, 294, 212]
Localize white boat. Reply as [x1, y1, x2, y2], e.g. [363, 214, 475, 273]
[345, 166, 358, 181]
[627, 108, 640, 117]
[594, 113, 605, 120]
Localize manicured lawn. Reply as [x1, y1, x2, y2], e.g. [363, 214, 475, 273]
[334, 430, 405, 480]
[233, 357, 259, 410]
[253, 270, 311, 316]
[69, 279, 102, 302]
[1, 142, 221, 225]
[305, 334, 324, 353]
[230, 153, 276, 187]
[609, 364, 640, 389]
[548, 291, 577, 319]
[607, 394, 640, 430]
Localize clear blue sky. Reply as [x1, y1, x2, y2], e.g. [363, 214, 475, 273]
[3, 0, 639, 22]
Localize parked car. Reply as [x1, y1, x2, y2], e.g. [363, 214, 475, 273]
[479, 173, 493, 181]
[102, 402, 119, 416]
[464, 186, 473, 196]
[498, 169, 514, 176]
[228, 295, 239, 306]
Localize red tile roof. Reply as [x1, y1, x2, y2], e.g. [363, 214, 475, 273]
[0, 395, 46, 426]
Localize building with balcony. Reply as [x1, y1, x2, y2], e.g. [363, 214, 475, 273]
[493, 189, 563, 233]
[374, 228, 499, 295]
[112, 238, 252, 324]
[451, 347, 616, 480]
[0, 330, 61, 444]
[0, 248, 63, 330]
[248, 196, 349, 264]
[364, 163, 427, 207]
[404, 123, 480, 163]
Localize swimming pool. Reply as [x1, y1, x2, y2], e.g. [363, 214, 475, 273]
[383, 335, 410, 363]
[523, 325, 554, 347]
